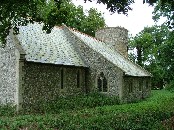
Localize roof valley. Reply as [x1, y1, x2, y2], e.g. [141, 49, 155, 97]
[62, 25, 89, 67]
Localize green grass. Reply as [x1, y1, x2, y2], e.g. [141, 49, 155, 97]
[0, 90, 174, 129]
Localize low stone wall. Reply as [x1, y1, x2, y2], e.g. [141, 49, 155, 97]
[22, 62, 86, 109]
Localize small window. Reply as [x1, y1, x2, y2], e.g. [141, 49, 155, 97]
[146, 80, 149, 89]
[77, 70, 81, 88]
[139, 80, 143, 91]
[128, 81, 133, 93]
[61, 69, 64, 89]
[103, 76, 107, 92]
[97, 72, 108, 92]
[98, 77, 102, 92]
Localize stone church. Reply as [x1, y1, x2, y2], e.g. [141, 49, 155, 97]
[0, 23, 151, 110]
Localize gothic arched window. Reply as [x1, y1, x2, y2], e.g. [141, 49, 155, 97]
[97, 72, 108, 92]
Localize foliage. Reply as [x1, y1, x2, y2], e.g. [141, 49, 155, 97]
[0, 104, 16, 117]
[0, 90, 174, 129]
[153, 0, 174, 29]
[22, 92, 120, 114]
[84, 0, 134, 15]
[1, 0, 173, 47]
[0, 0, 105, 47]
[129, 24, 170, 89]
[0, 0, 48, 46]
[51, 1, 106, 37]
[165, 80, 174, 92]
[79, 8, 106, 37]
[159, 31, 174, 84]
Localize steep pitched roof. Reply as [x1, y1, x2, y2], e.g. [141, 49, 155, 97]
[66, 26, 151, 77]
[16, 23, 151, 77]
[16, 23, 87, 67]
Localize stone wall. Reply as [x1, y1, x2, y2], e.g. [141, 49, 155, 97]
[122, 76, 151, 102]
[64, 28, 124, 99]
[95, 27, 128, 57]
[22, 61, 86, 109]
[0, 35, 19, 105]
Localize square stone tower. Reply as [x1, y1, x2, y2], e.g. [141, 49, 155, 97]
[95, 27, 128, 57]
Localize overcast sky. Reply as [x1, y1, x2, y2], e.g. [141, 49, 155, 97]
[72, 0, 166, 36]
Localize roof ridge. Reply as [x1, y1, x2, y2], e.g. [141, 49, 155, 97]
[62, 24, 151, 77]
[54, 26, 64, 29]
[96, 26, 128, 33]
[65, 27, 127, 56]
[54, 25, 129, 58]
[66, 26, 106, 43]
[66, 26, 128, 58]
[64, 26, 127, 74]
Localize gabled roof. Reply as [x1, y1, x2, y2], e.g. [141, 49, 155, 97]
[15, 23, 151, 77]
[66, 26, 151, 77]
[16, 23, 87, 67]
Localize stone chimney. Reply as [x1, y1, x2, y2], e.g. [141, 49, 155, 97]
[95, 27, 128, 57]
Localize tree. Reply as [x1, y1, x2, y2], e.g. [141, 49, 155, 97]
[153, 0, 174, 29]
[129, 25, 167, 66]
[50, 1, 106, 37]
[129, 24, 170, 89]
[0, 0, 106, 46]
[152, 0, 174, 89]
[160, 31, 174, 83]
[79, 8, 106, 37]
[152, 30, 174, 89]
[0, 0, 173, 46]
[0, 0, 47, 46]
[0, 0, 130, 46]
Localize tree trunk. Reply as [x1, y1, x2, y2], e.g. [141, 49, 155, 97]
[136, 45, 143, 66]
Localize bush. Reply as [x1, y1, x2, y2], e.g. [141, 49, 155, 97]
[1, 90, 174, 129]
[0, 104, 16, 117]
[165, 80, 174, 92]
[22, 92, 120, 114]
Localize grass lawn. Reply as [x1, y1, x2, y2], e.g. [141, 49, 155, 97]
[0, 90, 174, 129]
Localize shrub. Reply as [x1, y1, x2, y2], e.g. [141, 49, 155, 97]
[165, 80, 174, 92]
[0, 104, 16, 117]
[22, 92, 120, 114]
[1, 90, 174, 129]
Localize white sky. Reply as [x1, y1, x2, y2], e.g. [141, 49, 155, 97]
[72, 0, 166, 36]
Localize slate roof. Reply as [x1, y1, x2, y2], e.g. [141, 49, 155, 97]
[68, 27, 151, 77]
[16, 23, 87, 67]
[16, 23, 151, 77]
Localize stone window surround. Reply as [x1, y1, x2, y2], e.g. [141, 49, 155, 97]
[96, 72, 108, 92]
